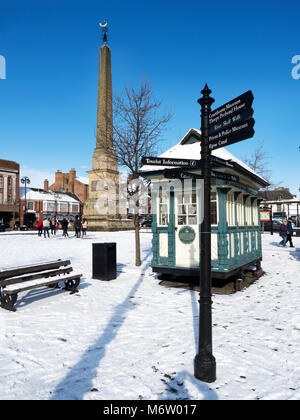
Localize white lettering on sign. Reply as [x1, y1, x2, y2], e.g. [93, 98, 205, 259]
[209, 100, 247, 123]
[209, 121, 251, 142]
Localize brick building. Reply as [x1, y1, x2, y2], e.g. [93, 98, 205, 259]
[45, 168, 88, 203]
[0, 159, 20, 228]
[19, 187, 81, 227]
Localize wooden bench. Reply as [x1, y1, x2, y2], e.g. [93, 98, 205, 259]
[0, 259, 82, 312]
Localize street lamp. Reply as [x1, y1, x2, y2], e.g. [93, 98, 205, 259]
[21, 176, 30, 226]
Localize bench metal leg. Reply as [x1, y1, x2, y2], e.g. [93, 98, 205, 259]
[47, 283, 60, 289]
[0, 291, 18, 312]
[64, 278, 80, 294]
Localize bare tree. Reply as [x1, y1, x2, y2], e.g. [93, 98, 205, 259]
[244, 142, 282, 189]
[113, 80, 173, 266]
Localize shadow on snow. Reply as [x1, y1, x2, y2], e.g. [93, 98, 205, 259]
[50, 249, 152, 400]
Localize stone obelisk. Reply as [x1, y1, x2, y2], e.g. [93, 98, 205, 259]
[84, 21, 133, 231]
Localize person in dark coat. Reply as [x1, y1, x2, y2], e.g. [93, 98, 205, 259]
[286, 218, 294, 247]
[74, 216, 82, 238]
[61, 218, 69, 237]
[50, 217, 56, 235]
[279, 219, 288, 247]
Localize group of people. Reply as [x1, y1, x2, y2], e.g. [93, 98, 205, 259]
[279, 218, 294, 248]
[73, 215, 88, 238]
[36, 216, 88, 239]
[36, 217, 59, 238]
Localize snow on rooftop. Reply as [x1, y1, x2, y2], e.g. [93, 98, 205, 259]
[140, 128, 268, 184]
[19, 187, 79, 203]
[76, 176, 89, 185]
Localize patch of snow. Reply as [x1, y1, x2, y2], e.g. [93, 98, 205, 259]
[0, 231, 299, 400]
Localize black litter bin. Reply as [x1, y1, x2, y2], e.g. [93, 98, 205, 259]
[92, 243, 117, 281]
[0, 225, 5, 232]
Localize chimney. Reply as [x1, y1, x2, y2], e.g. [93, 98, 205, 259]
[69, 168, 76, 193]
[44, 179, 49, 191]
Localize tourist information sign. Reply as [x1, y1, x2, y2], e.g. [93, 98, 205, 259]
[208, 90, 255, 151]
[163, 168, 203, 179]
[142, 156, 234, 169]
[208, 108, 254, 136]
[141, 156, 201, 168]
[162, 168, 239, 183]
[209, 90, 254, 127]
[211, 171, 239, 182]
[209, 120, 255, 151]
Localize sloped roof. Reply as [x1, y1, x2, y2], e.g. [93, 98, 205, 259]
[140, 128, 269, 186]
[260, 189, 295, 201]
[20, 187, 80, 203]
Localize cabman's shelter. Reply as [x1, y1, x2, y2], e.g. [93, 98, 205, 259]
[140, 129, 269, 280]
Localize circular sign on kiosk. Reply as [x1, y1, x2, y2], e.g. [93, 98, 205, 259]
[179, 226, 196, 244]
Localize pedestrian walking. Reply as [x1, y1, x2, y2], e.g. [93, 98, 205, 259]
[62, 218, 69, 237]
[286, 217, 295, 248]
[36, 219, 43, 236]
[74, 216, 82, 238]
[82, 218, 88, 237]
[43, 218, 50, 238]
[50, 217, 56, 235]
[279, 219, 288, 247]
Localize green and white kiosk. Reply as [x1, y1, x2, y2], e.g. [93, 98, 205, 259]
[140, 129, 269, 280]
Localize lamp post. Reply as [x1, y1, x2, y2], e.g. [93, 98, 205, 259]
[194, 84, 216, 383]
[21, 176, 30, 226]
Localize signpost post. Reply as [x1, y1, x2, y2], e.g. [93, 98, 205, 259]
[194, 84, 216, 383]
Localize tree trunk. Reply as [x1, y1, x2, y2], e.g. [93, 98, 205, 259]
[134, 213, 141, 266]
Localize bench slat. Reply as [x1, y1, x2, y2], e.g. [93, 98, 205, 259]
[0, 260, 71, 280]
[3, 273, 82, 295]
[0, 267, 73, 287]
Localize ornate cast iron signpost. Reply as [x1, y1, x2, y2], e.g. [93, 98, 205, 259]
[194, 86, 255, 383]
[194, 84, 216, 383]
[142, 86, 255, 384]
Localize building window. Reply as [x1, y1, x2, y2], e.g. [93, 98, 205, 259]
[246, 198, 252, 225]
[91, 181, 97, 191]
[71, 203, 79, 213]
[0, 176, 2, 188]
[226, 192, 235, 226]
[158, 189, 169, 226]
[7, 193, 11, 203]
[59, 202, 69, 213]
[253, 200, 259, 225]
[177, 191, 197, 226]
[0, 192, 2, 204]
[7, 177, 11, 189]
[46, 201, 56, 212]
[27, 202, 34, 211]
[237, 195, 244, 225]
[211, 192, 218, 225]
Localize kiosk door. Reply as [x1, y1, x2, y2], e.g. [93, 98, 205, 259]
[175, 190, 200, 267]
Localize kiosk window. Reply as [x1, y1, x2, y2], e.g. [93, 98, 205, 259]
[158, 190, 169, 226]
[211, 192, 218, 225]
[177, 192, 197, 225]
[226, 193, 235, 226]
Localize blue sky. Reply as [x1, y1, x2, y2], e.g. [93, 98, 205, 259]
[0, 0, 299, 195]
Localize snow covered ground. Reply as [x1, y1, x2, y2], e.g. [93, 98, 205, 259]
[0, 230, 299, 400]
